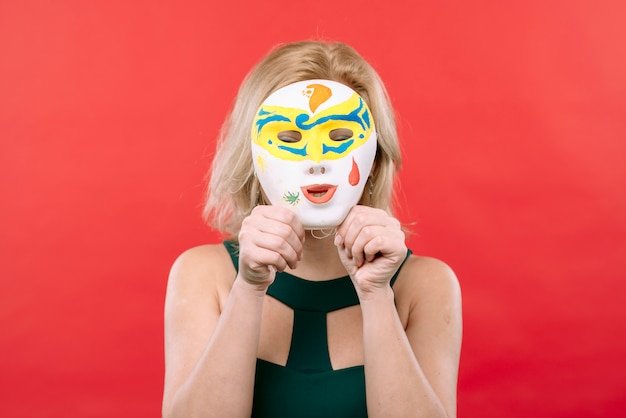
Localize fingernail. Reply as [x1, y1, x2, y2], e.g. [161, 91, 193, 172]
[334, 234, 342, 246]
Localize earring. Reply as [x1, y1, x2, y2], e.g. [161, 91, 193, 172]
[368, 177, 374, 206]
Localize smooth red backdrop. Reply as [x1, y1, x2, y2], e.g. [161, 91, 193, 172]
[2, 1, 625, 416]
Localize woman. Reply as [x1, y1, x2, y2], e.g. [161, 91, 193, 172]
[162, 41, 462, 418]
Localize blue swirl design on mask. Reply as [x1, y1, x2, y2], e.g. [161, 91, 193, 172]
[323, 140, 354, 155]
[277, 144, 308, 156]
[294, 98, 371, 131]
[254, 109, 291, 135]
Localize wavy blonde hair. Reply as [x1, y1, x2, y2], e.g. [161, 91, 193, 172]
[203, 41, 402, 238]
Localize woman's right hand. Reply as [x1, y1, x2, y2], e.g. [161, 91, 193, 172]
[237, 205, 305, 290]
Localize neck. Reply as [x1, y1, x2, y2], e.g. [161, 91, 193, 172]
[285, 229, 347, 281]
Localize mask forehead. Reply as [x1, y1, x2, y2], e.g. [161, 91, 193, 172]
[262, 79, 355, 111]
[251, 80, 375, 163]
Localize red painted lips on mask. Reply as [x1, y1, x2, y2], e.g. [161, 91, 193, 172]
[301, 184, 337, 204]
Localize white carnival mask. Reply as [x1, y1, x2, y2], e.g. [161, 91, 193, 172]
[250, 79, 377, 229]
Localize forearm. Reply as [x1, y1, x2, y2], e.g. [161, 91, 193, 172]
[167, 278, 265, 418]
[361, 287, 448, 418]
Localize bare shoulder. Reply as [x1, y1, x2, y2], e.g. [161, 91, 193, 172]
[166, 243, 237, 313]
[169, 243, 234, 279]
[396, 254, 460, 292]
[393, 254, 462, 318]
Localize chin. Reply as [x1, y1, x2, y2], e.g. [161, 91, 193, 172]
[299, 209, 349, 230]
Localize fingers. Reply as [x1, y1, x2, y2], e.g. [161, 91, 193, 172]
[238, 206, 305, 283]
[245, 227, 299, 270]
[335, 206, 404, 267]
[255, 209, 305, 265]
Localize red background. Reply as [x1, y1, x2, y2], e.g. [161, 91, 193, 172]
[1, 1, 625, 416]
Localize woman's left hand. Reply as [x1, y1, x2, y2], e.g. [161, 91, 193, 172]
[335, 206, 407, 296]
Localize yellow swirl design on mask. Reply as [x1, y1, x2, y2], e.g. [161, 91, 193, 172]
[251, 92, 374, 163]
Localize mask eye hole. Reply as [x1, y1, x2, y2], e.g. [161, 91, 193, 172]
[329, 128, 353, 141]
[277, 130, 302, 143]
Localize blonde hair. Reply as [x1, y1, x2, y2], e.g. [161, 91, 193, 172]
[203, 41, 402, 238]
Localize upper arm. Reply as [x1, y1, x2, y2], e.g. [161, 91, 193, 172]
[399, 256, 463, 417]
[162, 245, 234, 415]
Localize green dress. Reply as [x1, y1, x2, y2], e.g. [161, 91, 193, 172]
[223, 241, 412, 418]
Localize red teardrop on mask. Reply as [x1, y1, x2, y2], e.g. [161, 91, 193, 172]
[349, 157, 360, 186]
